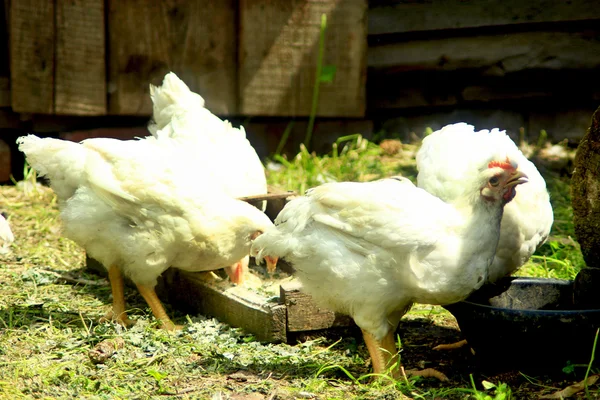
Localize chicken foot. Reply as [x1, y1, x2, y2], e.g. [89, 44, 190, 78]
[136, 284, 183, 331]
[99, 265, 135, 327]
[433, 339, 468, 351]
[361, 329, 448, 381]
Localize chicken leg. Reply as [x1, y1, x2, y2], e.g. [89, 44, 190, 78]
[100, 265, 134, 327]
[224, 256, 249, 285]
[361, 329, 400, 376]
[136, 284, 182, 331]
[361, 329, 449, 381]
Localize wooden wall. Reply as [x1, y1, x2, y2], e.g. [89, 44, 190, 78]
[3, 0, 367, 118]
[1, 0, 600, 182]
[239, 0, 367, 117]
[366, 0, 600, 142]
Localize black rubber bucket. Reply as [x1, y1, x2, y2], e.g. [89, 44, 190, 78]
[444, 277, 600, 371]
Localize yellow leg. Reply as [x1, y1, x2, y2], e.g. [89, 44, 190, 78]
[136, 284, 182, 331]
[100, 265, 134, 327]
[361, 328, 449, 381]
[361, 329, 400, 376]
[224, 261, 244, 285]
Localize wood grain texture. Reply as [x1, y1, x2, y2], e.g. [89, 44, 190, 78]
[280, 279, 353, 332]
[107, 0, 237, 116]
[239, 0, 367, 117]
[369, 0, 600, 35]
[10, 0, 54, 113]
[0, 0, 9, 78]
[368, 31, 600, 72]
[158, 270, 287, 343]
[55, 0, 106, 115]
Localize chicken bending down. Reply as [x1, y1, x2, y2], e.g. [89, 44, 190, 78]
[17, 131, 274, 331]
[252, 160, 528, 380]
[147, 72, 272, 284]
[416, 123, 553, 350]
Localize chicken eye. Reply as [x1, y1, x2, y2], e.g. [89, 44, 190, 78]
[489, 176, 500, 187]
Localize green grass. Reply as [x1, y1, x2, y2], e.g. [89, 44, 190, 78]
[0, 133, 595, 399]
[516, 171, 585, 280]
[268, 134, 419, 195]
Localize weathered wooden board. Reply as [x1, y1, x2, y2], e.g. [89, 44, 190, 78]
[9, 0, 54, 114]
[239, 0, 367, 117]
[158, 269, 288, 343]
[55, 0, 106, 115]
[369, 0, 600, 36]
[280, 279, 354, 332]
[368, 31, 600, 72]
[107, 0, 237, 116]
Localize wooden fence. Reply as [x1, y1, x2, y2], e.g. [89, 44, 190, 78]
[1, 0, 600, 182]
[3, 0, 367, 118]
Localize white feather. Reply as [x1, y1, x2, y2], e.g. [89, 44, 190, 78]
[416, 123, 553, 282]
[16, 72, 273, 289]
[252, 176, 509, 340]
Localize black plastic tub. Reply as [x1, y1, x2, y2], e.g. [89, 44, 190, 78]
[444, 277, 600, 371]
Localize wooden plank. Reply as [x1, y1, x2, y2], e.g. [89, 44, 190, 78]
[368, 31, 600, 72]
[369, 0, 600, 36]
[86, 257, 288, 342]
[0, 0, 9, 79]
[239, 0, 367, 117]
[55, 0, 106, 115]
[9, 0, 54, 114]
[158, 270, 287, 343]
[59, 127, 150, 143]
[107, 0, 237, 116]
[280, 279, 354, 332]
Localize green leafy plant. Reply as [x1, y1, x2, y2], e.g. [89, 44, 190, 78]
[304, 13, 336, 150]
[469, 375, 512, 400]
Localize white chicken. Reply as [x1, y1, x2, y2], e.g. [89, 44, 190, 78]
[0, 213, 14, 254]
[16, 75, 276, 331]
[416, 123, 553, 283]
[148, 72, 271, 283]
[416, 123, 553, 351]
[148, 72, 267, 203]
[251, 158, 528, 379]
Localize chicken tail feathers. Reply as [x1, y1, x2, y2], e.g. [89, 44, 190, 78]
[148, 72, 205, 135]
[17, 134, 86, 200]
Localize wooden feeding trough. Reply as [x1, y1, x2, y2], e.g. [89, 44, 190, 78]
[86, 188, 355, 342]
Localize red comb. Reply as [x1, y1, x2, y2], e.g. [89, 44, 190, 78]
[488, 157, 514, 170]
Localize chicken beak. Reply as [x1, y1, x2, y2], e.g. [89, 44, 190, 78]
[506, 170, 528, 187]
[265, 256, 278, 275]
